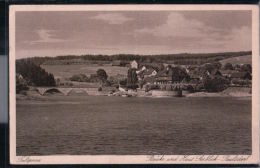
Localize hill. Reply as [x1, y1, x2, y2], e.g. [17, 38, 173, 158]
[17, 51, 252, 66]
[220, 55, 252, 65]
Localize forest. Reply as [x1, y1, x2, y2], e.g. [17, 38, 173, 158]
[17, 51, 251, 65]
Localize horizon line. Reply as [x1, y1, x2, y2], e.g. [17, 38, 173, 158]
[16, 50, 252, 60]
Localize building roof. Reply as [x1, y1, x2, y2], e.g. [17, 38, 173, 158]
[220, 70, 237, 74]
[156, 68, 172, 77]
[143, 69, 156, 75]
[210, 69, 222, 76]
[190, 74, 200, 79]
[231, 72, 251, 79]
[155, 76, 172, 81]
[131, 60, 138, 64]
[144, 76, 156, 83]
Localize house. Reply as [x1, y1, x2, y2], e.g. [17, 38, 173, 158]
[154, 76, 172, 84]
[231, 72, 252, 80]
[144, 76, 156, 84]
[119, 86, 128, 92]
[189, 73, 201, 81]
[130, 60, 138, 69]
[153, 68, 173, 84]
[163, 63, 169, 67]
[220, 70, 237, 78]
[16, 74, 24, 80]
[136, 65, 146, 74]
[143, 69, 157, 78]
[210, 69, 222, 77]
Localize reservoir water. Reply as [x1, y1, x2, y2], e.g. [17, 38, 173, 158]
[16, 95, 251, 155]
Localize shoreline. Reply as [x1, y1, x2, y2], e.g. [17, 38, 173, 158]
[16, 89, 252, 101]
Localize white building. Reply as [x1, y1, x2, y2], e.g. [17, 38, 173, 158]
[130, 60, 138, 69]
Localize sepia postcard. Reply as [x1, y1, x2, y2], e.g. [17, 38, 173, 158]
[9, 5, 259, 164]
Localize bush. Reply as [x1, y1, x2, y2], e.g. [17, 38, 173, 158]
[203, 76, 229, 92]
[70, 74, 89, 82]
[194, 83, 204, 92]
[102, 80, 111, 87]
[89, 74, 102, 83]
[119, 78, 127, 86]
[186, 85, 195, 93]
[97, 69, 108, 81]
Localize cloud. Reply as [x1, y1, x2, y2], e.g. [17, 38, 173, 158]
[136, 13, 207, 38]
[135, 12, 251, 51]
[91, 13, 133, 25]
[223, 26, 252, 51]
[29, 29, 65, 44]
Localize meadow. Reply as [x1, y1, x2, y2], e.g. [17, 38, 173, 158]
[220, 55, 252, 65]
[41, 64, 128, 79]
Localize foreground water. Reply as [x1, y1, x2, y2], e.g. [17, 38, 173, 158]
[16, 95, 251, 155]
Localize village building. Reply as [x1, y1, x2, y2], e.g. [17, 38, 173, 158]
[154, 76, 172, 84]
[143, 69, 157, 78]
[144, 76, 156, 85]
[210, 69, 222, 77]
[153, 68, 173, 84]
[220, 70, 237, 78]
[231, 72, 252, 80]
[130, 60, 138, 69]
[136, 65, 147, 74]
[119, 86, 128, 92]
[16, 73, 24, 80]
[189, 73, 201, 81]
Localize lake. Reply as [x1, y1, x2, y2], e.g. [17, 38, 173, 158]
[16, 95, 251, 155]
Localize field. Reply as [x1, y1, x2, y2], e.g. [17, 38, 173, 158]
[220, 55, 252, 65]
[16, 95, 251, 155]
[41, 64, 128, 79]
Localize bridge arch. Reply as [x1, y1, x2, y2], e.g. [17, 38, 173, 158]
[42, 88, 64, 95]
[67, 88, 89, 96]
[36, 87, 98, 96]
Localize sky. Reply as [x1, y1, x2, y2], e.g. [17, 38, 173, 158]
[15, 10, 252, 58]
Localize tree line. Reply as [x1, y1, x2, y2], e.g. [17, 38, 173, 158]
[17, 51, 251, 65]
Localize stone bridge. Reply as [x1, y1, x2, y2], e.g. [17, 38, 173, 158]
[36, 87, 99, 96]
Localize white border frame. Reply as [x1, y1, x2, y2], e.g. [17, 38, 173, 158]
[9, 5, 259, 165]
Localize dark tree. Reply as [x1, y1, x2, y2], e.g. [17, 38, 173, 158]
[240, 64, 252, 73]
[16, 60, 56, 87]
[203, 76, 230, 92]
[96, 69, 108, 81]
[127, 68, 138, 89]
[171, 67, 190, 83]
[70, 74, 89, 82]
[16, 74, 29, 93]
[212, 62, 222, 69]
[200, 63, 216, 73]
[224, 63, 233, 70]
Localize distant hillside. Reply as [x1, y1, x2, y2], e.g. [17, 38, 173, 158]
[17, 51, 252, 66]
[220, 55, 252, 65]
